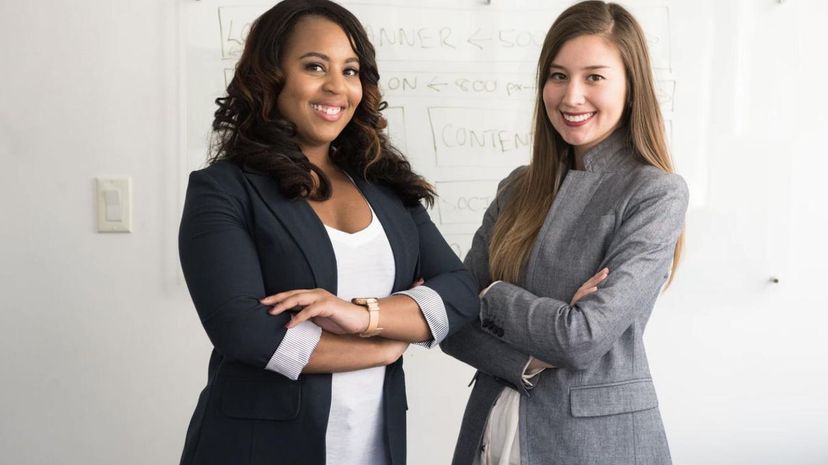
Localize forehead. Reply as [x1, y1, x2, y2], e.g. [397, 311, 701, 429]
[552, 34, 623, 68]
[282, 15, 357, 59]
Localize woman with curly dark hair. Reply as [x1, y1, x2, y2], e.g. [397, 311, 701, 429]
[177, 1, 479, 464]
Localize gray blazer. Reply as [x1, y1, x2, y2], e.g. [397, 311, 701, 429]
[441, 130, 688, 465]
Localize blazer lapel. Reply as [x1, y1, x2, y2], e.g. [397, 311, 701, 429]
[351, 176, 413, 293]
[524, 167, 606, 292]
[242, 169, 338, 294]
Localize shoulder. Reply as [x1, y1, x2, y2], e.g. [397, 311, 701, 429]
[187, 159, 250, 195]
[629, 163, 688, 203]
[183, 160, 256, 217]
[498, 165, 528, 192]
[607, 147, 687, 201]
[493, 165, 528, 204]
[614, 161, 689, 225]
[191, 159, 244, 184]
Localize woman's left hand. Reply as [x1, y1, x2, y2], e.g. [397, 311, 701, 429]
[260, 289, 369, 334]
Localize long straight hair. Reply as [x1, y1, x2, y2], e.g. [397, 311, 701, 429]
[488, 0, 684, 285]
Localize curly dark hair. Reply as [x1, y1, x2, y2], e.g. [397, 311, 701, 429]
[208, 0, 434, 206]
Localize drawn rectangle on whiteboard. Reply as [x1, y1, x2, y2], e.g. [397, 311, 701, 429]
[218, 6, 267, 59]
[436, 180, 498, 225]
[656, 80, 676, 112]
[428, 107, 532, 167]
[628, 5, 671, 70]
[224, 68, 235, 88]
[383, 106, 407, 153]
[443, 233, 475, 260]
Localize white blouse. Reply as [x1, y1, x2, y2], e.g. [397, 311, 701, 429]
[322, 207, 395, 465]
[263, 202, 451, 464]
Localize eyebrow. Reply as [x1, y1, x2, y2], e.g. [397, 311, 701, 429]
[549, 64, 612, 71]
[298, 52, 360, 64]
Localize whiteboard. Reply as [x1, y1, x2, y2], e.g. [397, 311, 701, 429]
[181, 0, 697, 261]
[180, 2, 828, 464]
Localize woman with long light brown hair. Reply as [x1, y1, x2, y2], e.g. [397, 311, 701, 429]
[441, 2, 688, 464]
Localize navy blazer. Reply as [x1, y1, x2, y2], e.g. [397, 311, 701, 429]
[178, 160, 478, 465]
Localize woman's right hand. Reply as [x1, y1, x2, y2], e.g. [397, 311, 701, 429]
[570, 267, 609, 305]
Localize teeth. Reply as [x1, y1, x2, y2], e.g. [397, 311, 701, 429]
[312, 104, 342, 115]
[563, 112, 595, 122]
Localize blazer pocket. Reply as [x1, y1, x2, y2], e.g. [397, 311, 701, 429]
[220, 377, 302, 421]
[570, 378, 658, 418]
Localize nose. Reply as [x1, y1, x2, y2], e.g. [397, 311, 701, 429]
[562, 80, 585, 107]
[322, 71, 346, 95]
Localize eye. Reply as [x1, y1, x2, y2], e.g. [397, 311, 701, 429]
[344, 67, 360, 77]
[586, 74, 606, 82]
[548, 72, 567, 81]
[304, 62, 325, 73]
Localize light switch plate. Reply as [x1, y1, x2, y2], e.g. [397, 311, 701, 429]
[97, 177, 132, 233]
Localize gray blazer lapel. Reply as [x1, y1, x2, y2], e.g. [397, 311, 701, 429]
[525, 170, 606, 291]
[243, 170, 338, 293]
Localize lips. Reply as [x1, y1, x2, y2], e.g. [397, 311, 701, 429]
[561, 111, 596, 127]
[311, 103, 346, 122]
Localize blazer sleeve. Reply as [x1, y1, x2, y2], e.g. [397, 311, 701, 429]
[479, 172, 689, 371]
[178, 169, 290, 369]
[404, 203, 480, 340]
[440, 168, 536, 393]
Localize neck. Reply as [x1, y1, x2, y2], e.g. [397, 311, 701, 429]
[572, 146, 586, 171]
[302, 143, 335, 171]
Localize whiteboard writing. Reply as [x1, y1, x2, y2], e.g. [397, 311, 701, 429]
[379, 72, 537, 99]
[428, 107, 532, 166]
[188, 0, 687, 239]
[436, 180, 498, 225]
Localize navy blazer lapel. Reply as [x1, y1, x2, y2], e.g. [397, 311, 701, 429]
[242, 170, 338, 293]
[351, 176, 413, 293]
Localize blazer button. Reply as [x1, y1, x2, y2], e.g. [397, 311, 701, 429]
[482, 319, 491, 328]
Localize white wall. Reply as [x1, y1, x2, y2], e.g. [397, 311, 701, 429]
[1, 1, 826, 464]
[0, 1, 207, 463]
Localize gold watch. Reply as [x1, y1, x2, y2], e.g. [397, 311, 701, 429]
[351, 297, 382, 337]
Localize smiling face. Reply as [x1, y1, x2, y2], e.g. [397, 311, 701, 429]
[277, 16, 362, 158]
[542, 34, 627, 158]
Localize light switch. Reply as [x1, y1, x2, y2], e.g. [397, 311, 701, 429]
[97, 177, 131, 233]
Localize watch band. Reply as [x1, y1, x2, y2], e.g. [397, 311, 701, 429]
[352, 297, 382, 337]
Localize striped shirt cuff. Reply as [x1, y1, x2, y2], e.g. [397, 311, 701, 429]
[265, 320, 322, 380]
[394, 285, 449, 349]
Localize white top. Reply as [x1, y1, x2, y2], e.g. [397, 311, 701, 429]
[263, 200, 452, 464]
[477, 361, 545, 465]
[323, 207, 395, 465]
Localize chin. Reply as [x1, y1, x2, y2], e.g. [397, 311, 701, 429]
[558, 131, 588, 147]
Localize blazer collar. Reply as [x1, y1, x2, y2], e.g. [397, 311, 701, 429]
[242, 166, 413, 294]
[578, 128, 637, 174]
